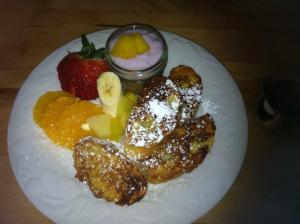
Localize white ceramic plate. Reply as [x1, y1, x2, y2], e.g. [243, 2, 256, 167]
[8, 29, 247, 224]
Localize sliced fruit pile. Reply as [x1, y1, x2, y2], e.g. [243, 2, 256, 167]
[33, 35, 138, 150]
[87, 91, 137, 141]
[82, 71, 138, 141]
[33, 88, 137, 148]
[33, 91, 72, 123]
[33, 91, 103, 149]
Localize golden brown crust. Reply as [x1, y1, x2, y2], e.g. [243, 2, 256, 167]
[169, 65, 203, 123]
[137, 113, 216, 183]
[73, 137, 147, 205]
[169, 65, 202, 88]
[123, 65, 204, 161]
[124, 76, 182, 151]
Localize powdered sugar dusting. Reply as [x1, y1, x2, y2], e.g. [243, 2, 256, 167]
[178, 84, 202, 123]
[148, 99, 178, 122]
[129, 122, 164, 147]
[126, 78, 182, 148]
[180, 84, 202, 104]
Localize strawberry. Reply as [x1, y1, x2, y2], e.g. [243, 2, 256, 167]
[57, 35, 109, 100]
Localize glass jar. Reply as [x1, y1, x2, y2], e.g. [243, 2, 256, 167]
[105, 24, 168, 94]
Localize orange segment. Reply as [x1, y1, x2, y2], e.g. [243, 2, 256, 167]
[33, 91, 71, 123]
[56, 101, 102, 149]
[33, 91, 103, 150]
[39, 96, 79, 143]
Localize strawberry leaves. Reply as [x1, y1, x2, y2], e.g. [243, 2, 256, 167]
[79, 34, 106, 59]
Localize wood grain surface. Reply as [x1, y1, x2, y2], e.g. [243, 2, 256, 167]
[1, 0, 300, 223]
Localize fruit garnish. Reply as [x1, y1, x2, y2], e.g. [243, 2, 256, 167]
[86, 91, 137, 141]
[39, 96, 79, 144]
[87, 114, 111, 138]
[33, 91, 72, 123]
[97, 71, 122, 117]
[86, 114, 123, 141]
[57, 34, 109, 100]
[117, 92, 138, 128]
[80, 35, 106, 59]
[111, 33, 150, 59]
[111, 34, 137, 59]
[55, 100, 102, 148]
[132, 33, 150, 54]
[33, 91, 102, 149]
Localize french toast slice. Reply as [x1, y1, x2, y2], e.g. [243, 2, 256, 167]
[124, 77, 182, 153]
[138, 113, 216, 184]
[73, 137, 147, 205]
[169, 65, 203, 123]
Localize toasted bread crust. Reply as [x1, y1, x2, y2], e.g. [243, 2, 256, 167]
[122, 66, 213, 183]
[124, 65, 203, 160]
[169, 65, 202, 88]
[74, 137, 147, 205]
[169, 65, 203, 123]
[138, 113, 216, 183]
[124, 76, 182, 151]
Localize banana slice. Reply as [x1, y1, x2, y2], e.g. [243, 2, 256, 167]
[97, 72, 122, 117]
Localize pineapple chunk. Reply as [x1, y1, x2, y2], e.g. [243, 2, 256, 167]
[110, 117, 124, 141]
[125, 91, 138, 103]
[87, 114, 111, 138]
[117, 92, 138, 128]
[87, 91, 138, 141]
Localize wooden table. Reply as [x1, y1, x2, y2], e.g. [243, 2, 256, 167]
[1, 0, 300, 223]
